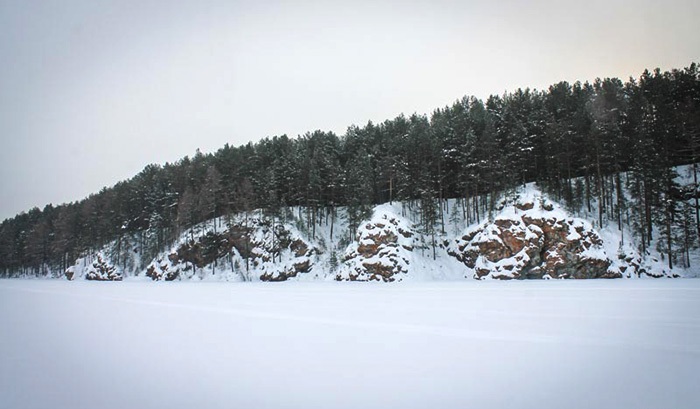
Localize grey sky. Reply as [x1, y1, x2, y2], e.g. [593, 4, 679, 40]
[1, 0, 698, 221]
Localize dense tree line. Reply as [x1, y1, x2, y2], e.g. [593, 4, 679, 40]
[1, 63, 699, 276]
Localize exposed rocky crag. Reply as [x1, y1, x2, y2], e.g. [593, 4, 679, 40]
[336, 205, 416, 282]
[145, 216, 318, 282]
[66, 253, 122, 281]
[62, 186, 683, 282]
[448, 196, 619, 280]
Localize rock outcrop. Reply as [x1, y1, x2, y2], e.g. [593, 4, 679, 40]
[80, 254, 122, 281]
[449, 196, 618, 280]
[336, 205, 415, 282]
[62, 186, 681, 281]
[145, 218, 317, 281]
[146, 252, 181, 281]
[65, 253, 122, 281]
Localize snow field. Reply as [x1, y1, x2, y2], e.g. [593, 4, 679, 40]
[1, 279, 699, 409]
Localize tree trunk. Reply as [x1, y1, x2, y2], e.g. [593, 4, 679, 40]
[667, 210, 673, 271]
[389, 176, 393, 204]
[330, 206, 335, 243]
[585, 172, 592, 214]
[616, 173, 623, 233]
[666, 176, 674, 271]
[245, 211, 250, 273]
[694, 162, 700, 239]
[596, 153, 603, 229]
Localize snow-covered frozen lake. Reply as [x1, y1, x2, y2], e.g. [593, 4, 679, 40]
[1, 279, 699, 409]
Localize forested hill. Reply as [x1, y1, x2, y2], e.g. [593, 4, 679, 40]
[1, 63, 699, 277]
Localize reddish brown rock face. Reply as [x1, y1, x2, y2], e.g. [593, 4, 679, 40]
[525, 216, 612, 279]
[357, 230, 398, 258]
[514, 202, 535, 211]
[450, 218, 542, 278]
[146, 255, 180, 281]
[84, 254, 123, 281]
[360, 262, 397, 282]
[140, 218, 317, 282]
[449, 202, 618, 280]
[338, 214, 413, 282]
[290, 239, 309, 257]
[259, 258, 312, 282]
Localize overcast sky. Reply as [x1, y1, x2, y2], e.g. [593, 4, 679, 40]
[1, 0, 698, 220]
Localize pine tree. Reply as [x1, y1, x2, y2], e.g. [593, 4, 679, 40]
[202, 165, 223, 233]
[345, 148, 374, 240]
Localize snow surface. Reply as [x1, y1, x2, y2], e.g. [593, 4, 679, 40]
[1, 279, 699, 409]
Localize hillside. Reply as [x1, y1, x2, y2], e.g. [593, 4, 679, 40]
[1, 63, 699, 278]
[60, 180, 696, 281]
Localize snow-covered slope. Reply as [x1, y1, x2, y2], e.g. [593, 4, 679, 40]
[63, 182, 695, 281]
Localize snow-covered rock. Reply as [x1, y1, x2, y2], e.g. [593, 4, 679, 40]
[144, 216, 319, 282]
[62, 183, 689, 282]
[448, 193, 618, 280]
[336, 205, 417, 282]
[146, 252, 181, 281]
[66, 253, 122, 281]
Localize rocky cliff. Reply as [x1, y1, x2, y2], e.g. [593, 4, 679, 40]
[335, 205, 417, 282]
[63, 186, 682, 281]
[146, 216, 319, 282]
[447, 198, 618, 280]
